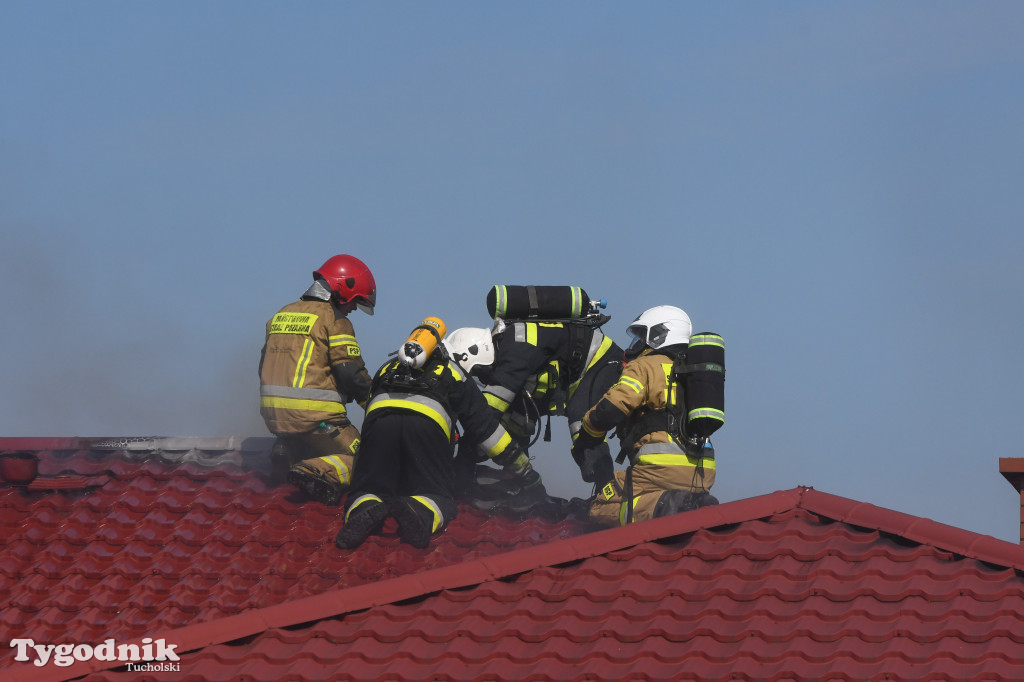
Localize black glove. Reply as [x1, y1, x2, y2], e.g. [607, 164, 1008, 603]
[573, 429, 603, 455]
[585, 452, 615, 488]
[572, 433, 615, 486]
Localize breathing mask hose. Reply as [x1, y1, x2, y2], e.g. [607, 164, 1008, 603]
[521, 392, 542, 448]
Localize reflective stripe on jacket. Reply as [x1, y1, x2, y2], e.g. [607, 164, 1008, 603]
[582, 349, 707, 465]
[482, 321, 616, 414]
[259, 299, 369, 434]
[366, 357, 515, 460]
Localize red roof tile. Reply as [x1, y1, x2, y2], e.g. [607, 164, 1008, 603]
[4, 439, 1024, 680]
[0, 439, 591, 677]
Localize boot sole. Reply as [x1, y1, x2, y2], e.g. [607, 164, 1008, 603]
[389, 498, 432, 549]
[287, 468, 344, 506]
[335, 503, 389, 549]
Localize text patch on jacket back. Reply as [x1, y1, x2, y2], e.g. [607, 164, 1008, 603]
[270, 313, 319, 335]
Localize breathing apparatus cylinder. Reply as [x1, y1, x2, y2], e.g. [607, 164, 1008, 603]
[682, 333, 725, 439]
[398, 317, 447, 369]
[487, 285, 606, 320]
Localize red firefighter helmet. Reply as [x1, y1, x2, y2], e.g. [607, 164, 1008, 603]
[313, 254, 377, 315]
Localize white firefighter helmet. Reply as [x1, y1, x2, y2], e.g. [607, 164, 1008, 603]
[627, 305, 693, 355]
[442, 327, 495, 375]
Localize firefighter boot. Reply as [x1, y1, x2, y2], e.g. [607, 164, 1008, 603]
[335, 499, 390, 550]
[652, 489, 702, 519]
[269, 438, 296, 485]
[389, 497, 436, 549]
[693, 492, 719, 508]
[287, 462, 345, 506]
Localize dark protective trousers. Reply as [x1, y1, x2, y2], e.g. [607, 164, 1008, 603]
[346, 411, 458, 524]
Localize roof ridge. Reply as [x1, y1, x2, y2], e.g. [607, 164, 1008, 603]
[797, 488, 1024, 571]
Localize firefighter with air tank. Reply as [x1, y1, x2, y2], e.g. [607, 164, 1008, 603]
[447, 286, 625, 510]
[577, 305, 725, 526]
[335, 317, 534, 549]
[259, 262, 727, 535]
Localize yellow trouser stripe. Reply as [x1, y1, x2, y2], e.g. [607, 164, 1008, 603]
[619, 494, 643, 526]
[411, 495, 443, 532]
[346, 494, 383, 522]
[320, 455, 351, 485]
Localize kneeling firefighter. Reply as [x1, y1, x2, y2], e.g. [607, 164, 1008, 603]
[336, 318, 537, 550]
[452, 285, 625, 505]
[259, 254, 376, 506]
[577, 305, 725, 526]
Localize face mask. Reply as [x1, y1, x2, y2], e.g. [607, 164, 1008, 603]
[473, 365, 494, 385]
[626, 327, 647, 359]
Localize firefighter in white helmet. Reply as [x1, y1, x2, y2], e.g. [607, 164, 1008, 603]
[448, 311, 623, 510]
[444, 325, 575, 510]
[577, 305, 719, 526]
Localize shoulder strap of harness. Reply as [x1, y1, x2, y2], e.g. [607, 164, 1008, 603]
[614, 350, 690, 464]
[376, 358, 442, 393]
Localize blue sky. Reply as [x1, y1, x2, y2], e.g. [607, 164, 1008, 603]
[2, 3, 1022, 542]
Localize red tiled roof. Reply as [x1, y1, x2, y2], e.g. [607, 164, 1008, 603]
[0, 438, 591, 679]
[4, 439, 1024, 680]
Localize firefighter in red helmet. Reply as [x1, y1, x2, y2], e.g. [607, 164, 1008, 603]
[259, 254, 377, 505]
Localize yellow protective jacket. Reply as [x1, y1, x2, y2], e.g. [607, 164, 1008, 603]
[582, 347, 711, 467]
[259, 299, 371, 434]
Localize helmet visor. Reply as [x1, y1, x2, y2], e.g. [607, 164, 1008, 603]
[355, 289, 376, 316]
[626, 325, 647, 356]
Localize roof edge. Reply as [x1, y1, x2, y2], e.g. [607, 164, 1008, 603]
[28, 485, 1024, 682]
[25, 487, 807, 682]
[0, 436, 272, 453]
[798, 488, 1024, 570]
